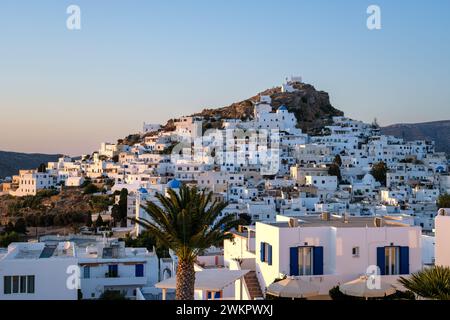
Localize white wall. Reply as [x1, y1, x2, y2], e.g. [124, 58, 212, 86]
[0, 257, 78, 300]
[252, 221, 422, 295]
[435, 211, 450, 267]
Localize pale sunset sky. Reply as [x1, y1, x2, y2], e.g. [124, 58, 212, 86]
[1, 0, 449, 156]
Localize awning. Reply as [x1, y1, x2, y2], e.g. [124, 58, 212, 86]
[155, 269, 250, 292]
[339, 276, 397, 298]
[267, 277, 320, 298]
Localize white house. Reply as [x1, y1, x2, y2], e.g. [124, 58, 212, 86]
[0, 236, 161, 300]
[225, 214, 422, 297]
[9, 170, 55, 197]
[434, 208, 450, 267]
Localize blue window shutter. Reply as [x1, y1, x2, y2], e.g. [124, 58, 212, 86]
[84, 266, 90, 279]
[377, 247, 385, 275]
[290, 247, 299, 276]
[207, 291, 211, 299]
[268, 245, 272, 266]
[260, 242, 265, 262]
[214, 292, 221, 299]
[399, 246, 409, 274]
[135, 264, 144, 277]
[313, 246, 324, 275]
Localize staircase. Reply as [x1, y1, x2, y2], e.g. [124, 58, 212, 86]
[244, 271, 263, 299]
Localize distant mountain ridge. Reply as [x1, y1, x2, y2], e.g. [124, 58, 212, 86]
[381, 120, 450, 154]
[0, 151, 61, 179]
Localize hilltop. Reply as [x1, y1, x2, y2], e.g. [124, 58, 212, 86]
[0, 151, 61, 179]
[381, 120, 450, 154]
[163, 82, 344, 135]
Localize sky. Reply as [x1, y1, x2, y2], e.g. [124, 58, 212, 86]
[1, 0, 449, 156]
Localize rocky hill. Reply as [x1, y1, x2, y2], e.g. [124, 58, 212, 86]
[0, 151, 61, 179]
[381, 120, 450, 154]
[162, 82, 344, 134]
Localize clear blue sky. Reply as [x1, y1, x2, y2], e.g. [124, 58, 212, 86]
[1, 0, 449, 155]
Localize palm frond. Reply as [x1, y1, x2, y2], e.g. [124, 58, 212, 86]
[136, 184, 240, 261]
[398, 266, 450, 300]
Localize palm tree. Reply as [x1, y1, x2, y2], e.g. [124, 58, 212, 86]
[131, 185, 241, 300]
[398, 266, 450, 300]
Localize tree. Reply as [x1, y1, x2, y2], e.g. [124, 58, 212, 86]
[37, 163, 47, 173]
[370, 161, 388, 186]
[333, 154, 342, 167]
[0, 231, 20, 247]
[94, 214, 104, 228]
[131, 185, 241, 300]
[111, 204, 121, 226]
[118, 188, 128, 227]
[239, 213, 252, 226]
[14, 218, 28, 234]
[437, 194, 450, 209]
[83, 183, 99, 194]
[4, 222, 15, 233]
[90, 195, 112, 213]
[99, 290, 127, 300]
[399, 266, 450, 300]
[85, 213, 93, 227]
[124, 231, 169, 258]
[328, 163, 342, 182]
[111, 189, 128, 227]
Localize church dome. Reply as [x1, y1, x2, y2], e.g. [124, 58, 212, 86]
[167, 179, 182, 189]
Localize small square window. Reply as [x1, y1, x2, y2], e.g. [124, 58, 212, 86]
[352, 247, 360, 257]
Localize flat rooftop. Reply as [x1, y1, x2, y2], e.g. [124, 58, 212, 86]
[269, 215, 410, 228]
[6, 242, 75, 260]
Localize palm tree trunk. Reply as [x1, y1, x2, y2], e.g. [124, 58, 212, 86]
[176, 260, 195, 300]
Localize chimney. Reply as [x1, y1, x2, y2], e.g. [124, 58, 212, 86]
[343, 213, 350, 224]
[374, 217, 384, 227]
[288, 218, 299, 227]
[321, 212, 331, 221]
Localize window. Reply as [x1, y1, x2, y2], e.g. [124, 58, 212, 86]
[352, 247, 360, 257]
[4, 276, 11, 294]
[260, 242, 272, 265]
[84, 266, 90, 279]
[108, 265, 119, 278]
[298, 247, 313, 275]
[207, 291, 222, 299]
[12, 276, 19, 293]
[135, 264, 144, 277]
[4, 275, 34, 295]
[384, 247, 400, 275]
[27, 276, 35, 294]
[20, 276, 27, 293]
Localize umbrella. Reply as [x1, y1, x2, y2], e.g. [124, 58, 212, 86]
[266, 277, 320, 299]
[339, 275, 396, 299]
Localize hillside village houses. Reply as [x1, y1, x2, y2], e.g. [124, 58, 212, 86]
[1, 76, 450, 299]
